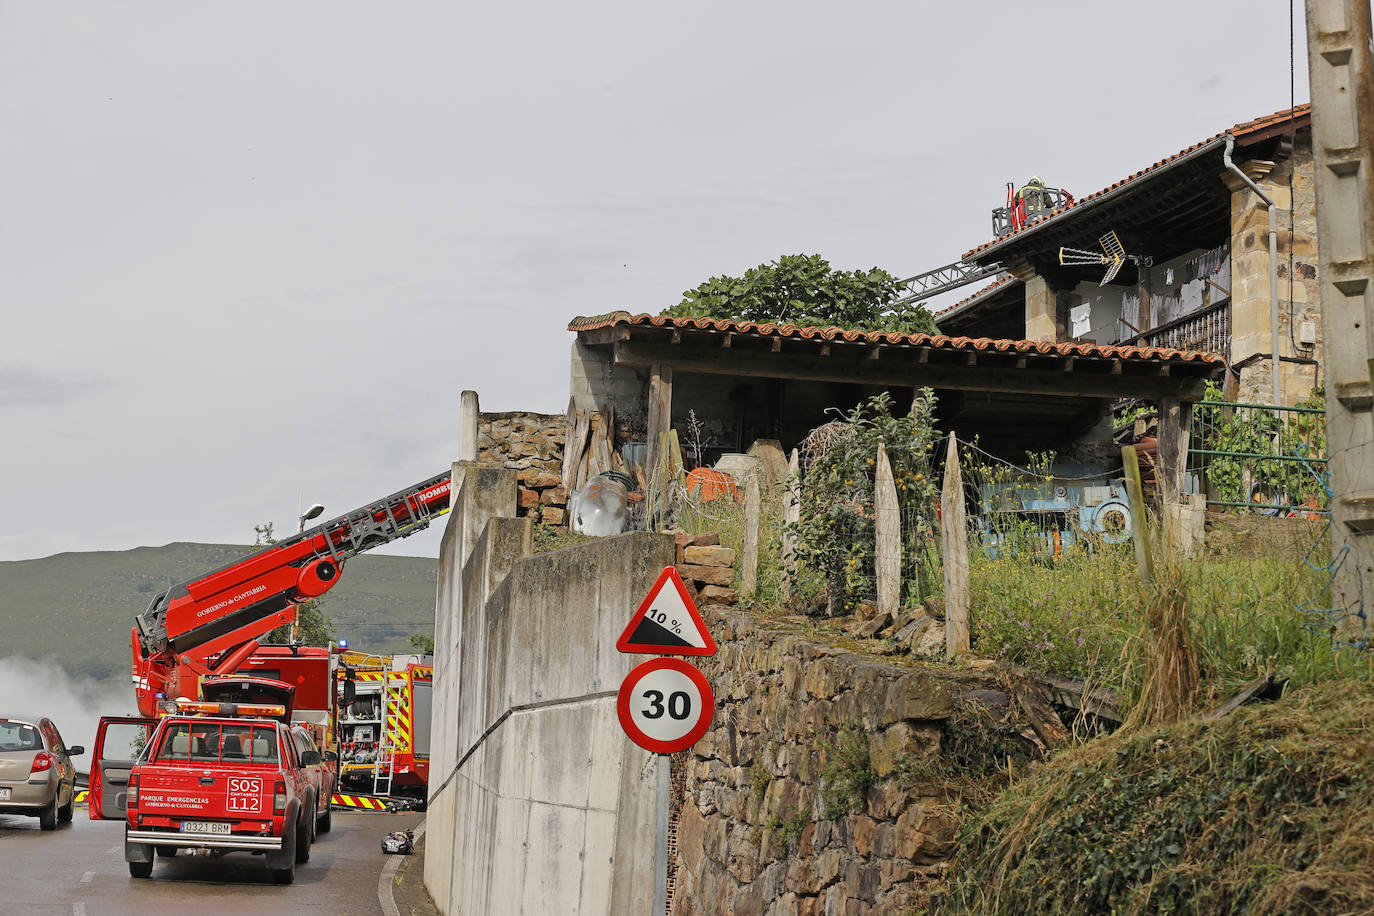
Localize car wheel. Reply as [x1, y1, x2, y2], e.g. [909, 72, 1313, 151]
[129, 860, 154, 879]
[295, 811, 312, 864]
[38, 796, 57, 831]
[156, 846, 178, 858]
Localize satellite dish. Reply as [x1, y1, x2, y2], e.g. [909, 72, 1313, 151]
[1058, 231, 1147, 286]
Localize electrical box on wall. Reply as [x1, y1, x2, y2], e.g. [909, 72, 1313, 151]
[1299, 320, 1317, 347]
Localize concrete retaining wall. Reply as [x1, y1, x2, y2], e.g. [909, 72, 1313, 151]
[425, 460, 674, 915]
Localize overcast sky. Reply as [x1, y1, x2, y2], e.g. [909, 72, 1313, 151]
[2, 2, 1319, 563]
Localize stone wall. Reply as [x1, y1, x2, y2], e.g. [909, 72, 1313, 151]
[673, 608, 1017, 916]
[476, 411, 571, 526]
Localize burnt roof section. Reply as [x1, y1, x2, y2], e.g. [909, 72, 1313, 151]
[934, 276, 1026, 339]
[962, 105, 1311, 284]
[570, 311, 1222, 402]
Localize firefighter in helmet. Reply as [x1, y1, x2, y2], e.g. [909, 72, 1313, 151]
[1016, 176, 1049, 225]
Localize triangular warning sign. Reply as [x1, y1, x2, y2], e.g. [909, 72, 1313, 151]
[617, 566, 717, 656]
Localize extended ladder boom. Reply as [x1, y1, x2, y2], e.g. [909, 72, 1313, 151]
[131, 471, 452, 715]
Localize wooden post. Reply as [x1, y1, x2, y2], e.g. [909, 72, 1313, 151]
[560, 397, 577, 489]
[459, 390, 480, 462]
[1121, 445, 1155, 587]
[940, 433, 970, 658]
[1157, 396, 1193, 504]
[645, 364, 672, 485]
[565, 410, 590, 491]
[742, 474, 760, 598]
[874, 439, 901, 616]
[780, 448, 800, 603]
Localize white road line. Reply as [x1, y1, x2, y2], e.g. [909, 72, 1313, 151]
[378, 819, 426, 916]
[80, 871, 95, 884]
[105, 845, 121, 855]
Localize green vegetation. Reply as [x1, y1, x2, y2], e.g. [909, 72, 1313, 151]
[967, 535, 1360, 705]
[0, 542, 439, 691]
[819, 723, 876, 818]
[663, 253, 937, 335]
[768, 808, 810, 856]
[750, 759, 771, 804]
[1193, 381, 1328, 511]
[790, 391, 941, 615]
[939, 680, 1374, 915]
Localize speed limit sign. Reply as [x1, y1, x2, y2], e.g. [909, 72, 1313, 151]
[617, 657, 714, 754]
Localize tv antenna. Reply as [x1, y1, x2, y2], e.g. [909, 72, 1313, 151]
[1058, 231, 1150, 286]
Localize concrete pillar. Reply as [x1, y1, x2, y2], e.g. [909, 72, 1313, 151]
[1306, 0, 1374, 638]
[1024, 273, 1057, 342]
[458, 390, 479, 462]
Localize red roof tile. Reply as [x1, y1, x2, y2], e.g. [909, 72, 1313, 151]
[568, 311, 1226, 365]
[962, 104, 1311, 260]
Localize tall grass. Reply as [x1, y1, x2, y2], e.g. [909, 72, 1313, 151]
[968, 535, 1371, 705]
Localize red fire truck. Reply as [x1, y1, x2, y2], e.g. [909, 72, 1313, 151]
[334, 651, 433, 806]
[128, 470, 450, 719]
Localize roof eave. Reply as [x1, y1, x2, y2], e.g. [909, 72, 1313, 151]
[966, 136, 1230, 264]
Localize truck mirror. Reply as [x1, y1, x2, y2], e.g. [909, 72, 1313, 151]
[300, 750, 321, 766]
[323, 750, 338, 763]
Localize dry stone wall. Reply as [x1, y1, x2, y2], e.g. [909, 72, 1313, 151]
[673, 607, 1013, 916]
[476, 411, 570, 526]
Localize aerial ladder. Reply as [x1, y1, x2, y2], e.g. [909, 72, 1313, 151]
[130, 471, 453, 717]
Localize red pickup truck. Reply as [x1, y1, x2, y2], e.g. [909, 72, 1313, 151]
[90, 680, 320, 884]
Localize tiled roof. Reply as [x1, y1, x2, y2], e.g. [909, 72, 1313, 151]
[568, 311, 1226, 364]
[935, 275, 1021, 317]
[962, 104, 1312, 260]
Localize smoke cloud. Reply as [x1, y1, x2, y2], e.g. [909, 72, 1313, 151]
[0, 656, 137, 758]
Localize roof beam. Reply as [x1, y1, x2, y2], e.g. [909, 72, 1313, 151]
[612, 339, 1210, 401]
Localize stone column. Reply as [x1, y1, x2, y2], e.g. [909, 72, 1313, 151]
[1024, 273, 1057, 342]
[1225, 161, 1286, 403]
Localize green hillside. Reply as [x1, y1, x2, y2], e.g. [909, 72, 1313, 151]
[0, 543, 439, 684]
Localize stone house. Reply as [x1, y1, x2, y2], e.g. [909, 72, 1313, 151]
[937, 104, 1321, 408]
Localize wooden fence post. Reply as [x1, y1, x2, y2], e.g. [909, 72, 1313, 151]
[1121, 445, 1155, 586]
[780, 449, 800, 602]
[941, 433, 970, 658]
[874, 439, 901, 616]
[742, 474, 760, 598]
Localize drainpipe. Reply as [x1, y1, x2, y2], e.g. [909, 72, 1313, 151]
[1223, 134, 1283, 406]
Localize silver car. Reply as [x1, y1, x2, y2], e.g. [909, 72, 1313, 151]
[0, 714, 84, 830]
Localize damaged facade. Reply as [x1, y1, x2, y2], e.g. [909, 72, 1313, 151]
[938, 105, 1322, 408]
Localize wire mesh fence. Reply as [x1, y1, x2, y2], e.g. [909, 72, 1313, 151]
[1187, 399, 1328, 515]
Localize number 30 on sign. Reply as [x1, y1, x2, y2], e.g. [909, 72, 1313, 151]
[616, 657, 714, 754]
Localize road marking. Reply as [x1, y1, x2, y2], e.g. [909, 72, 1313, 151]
[73, 904, 87, 916]
[80, 872, 95, 884]
[106, 845, 121, 855]
[378, 819, 426, 916]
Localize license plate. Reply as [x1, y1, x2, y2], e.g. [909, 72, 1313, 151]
[181, 820, 230, 835]
[0, 788, 9, 801]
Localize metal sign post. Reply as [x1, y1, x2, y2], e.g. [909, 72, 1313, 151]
[653, 753, 669, 916]
[617, 567, 719, 916]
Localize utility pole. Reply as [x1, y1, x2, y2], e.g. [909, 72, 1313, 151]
[1305, 0, 1374, 638]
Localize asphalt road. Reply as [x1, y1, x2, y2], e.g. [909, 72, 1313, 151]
[0, 807, 435, 916]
